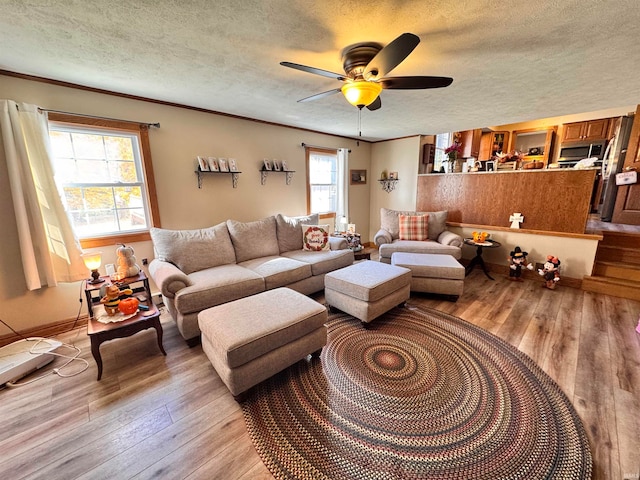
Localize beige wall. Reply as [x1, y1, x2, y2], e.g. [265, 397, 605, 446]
[452, 227, 599, 279]
[368, 136, 421, 240]
[0, 75, 373, 335]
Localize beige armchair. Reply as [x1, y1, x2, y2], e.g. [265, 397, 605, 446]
[373, 208, 463, 263]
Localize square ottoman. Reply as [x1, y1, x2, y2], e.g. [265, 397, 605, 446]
[198, 287, 327, 401]
[391, 252, 464, 300]
[324, 260, 411, 324]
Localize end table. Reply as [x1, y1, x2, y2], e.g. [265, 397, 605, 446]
[463, 238, 501, 280]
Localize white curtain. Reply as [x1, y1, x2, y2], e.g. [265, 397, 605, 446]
[336, 148, 349, 225]
[0, 100, 86, 290]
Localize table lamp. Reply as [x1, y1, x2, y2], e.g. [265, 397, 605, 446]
[82, 252, 105, 284]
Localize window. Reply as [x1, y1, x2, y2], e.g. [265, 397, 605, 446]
[47, 114, 159, 247]
[434, 132, 453, 172]
[306, 148, 338, 215]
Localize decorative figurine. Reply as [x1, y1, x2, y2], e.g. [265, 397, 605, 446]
[509, 212, 524, 229]
[100, 283, 134, 315]
[508, 246, 534, 281]
[472, 231, 490, 243]
[115, 243, 141, 280]
[538, 256, 561, 289]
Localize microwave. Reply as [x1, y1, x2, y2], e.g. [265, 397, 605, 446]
[558, 140, 607, 161]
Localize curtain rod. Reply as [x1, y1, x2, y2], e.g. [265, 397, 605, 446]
[300, 142, 351, 153]
[38, 108, 160, 128]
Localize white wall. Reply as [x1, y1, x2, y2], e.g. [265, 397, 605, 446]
[0, 74, 371, 334]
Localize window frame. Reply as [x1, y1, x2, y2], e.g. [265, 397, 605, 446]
[47, 113, 160, 248]
[434, 132, 453, 172]
[305, 146, 338, 222]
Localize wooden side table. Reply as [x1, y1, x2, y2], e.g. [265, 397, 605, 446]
[463, 238, 502, 280]
[87, 303, 166, 380]
[84, 271, 152, 318]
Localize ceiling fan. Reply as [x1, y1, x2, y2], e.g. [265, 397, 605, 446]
[280, 33, 453, 111]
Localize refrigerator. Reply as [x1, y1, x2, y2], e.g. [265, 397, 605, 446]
[599, 115, 635, 221]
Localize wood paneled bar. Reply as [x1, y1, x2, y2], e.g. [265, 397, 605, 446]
[416, 169, 597, 234]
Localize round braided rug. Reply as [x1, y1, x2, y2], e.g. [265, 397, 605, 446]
[242, 307, 592, 479]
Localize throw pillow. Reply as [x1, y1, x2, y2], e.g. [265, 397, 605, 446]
[398, 214, 429, 241]
[227, 216, 280, 263]
[150, 223, 236, 275]
[276, 213, 319, 253]
[301, 224, 330, 251]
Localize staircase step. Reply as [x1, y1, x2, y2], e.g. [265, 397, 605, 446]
[595, 245, 640, 265]
[593, 261, 640, 281]
[582, 275, 640, 301]
[598, 231, 640, 249]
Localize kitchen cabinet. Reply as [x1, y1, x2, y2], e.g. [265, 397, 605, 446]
[479, 131, 509, 160]
[561, 118, 610, 143]
[459, 129, 482, 158]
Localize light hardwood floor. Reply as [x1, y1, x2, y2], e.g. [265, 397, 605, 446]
[1, 270, 639, 479]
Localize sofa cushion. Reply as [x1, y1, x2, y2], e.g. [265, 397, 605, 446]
[379, 239, 462, 260]
[238, 256, 312, 290]
[276, 213, 319, 253]
[381, 208, 448, 241]
[302, 224, 331, 251]
[175, 264, 265, 314]
[227, 216, 280, 263]
[398, 214, 429, 241]
[282, 249, 354, 276]
[150, 223, 236, 275]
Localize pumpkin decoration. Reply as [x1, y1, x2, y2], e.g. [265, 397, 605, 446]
[118, 297, 140, 315]
[115, 243, 141, 280]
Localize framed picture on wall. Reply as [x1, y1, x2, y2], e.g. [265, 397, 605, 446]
[197, 156, 209, 171]
[350, 169, 366, 185]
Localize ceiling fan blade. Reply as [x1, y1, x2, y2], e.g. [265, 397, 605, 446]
[363, 33, 420, 80]
[280, 61, 346, 81]
[297, 88, 342, 103]
[366, 96, 382, 111]
[380, 76, 454, 89]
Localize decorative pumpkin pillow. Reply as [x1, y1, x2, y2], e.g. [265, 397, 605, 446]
[301, 224, 330, 251]
[398, 214, 429, 241]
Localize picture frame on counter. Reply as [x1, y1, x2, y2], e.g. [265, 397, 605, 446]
[486, 161, 496, 172]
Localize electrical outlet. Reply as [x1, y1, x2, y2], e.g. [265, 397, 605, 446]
[142, 258, 148, 265]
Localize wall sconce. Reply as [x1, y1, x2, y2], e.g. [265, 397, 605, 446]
[82, 252, 105, 284]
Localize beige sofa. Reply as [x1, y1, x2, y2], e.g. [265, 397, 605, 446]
[149, 214, 353, 345]
[373, 208, 463, 263]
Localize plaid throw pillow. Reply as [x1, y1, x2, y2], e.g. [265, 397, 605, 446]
[398, 214, 429, 241]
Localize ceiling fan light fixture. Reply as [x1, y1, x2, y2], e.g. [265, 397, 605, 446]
[341, 81, 382, 108]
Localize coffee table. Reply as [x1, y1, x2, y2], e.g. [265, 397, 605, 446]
[87, 303, 166, 380]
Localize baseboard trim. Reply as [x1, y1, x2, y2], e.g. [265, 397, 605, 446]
[0, 315, 89, 348]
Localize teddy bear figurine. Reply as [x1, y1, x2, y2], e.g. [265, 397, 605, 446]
[100, 283, 133, 315]
[538, 255, 561, 289]
[115, 243, 141, 280]
[508, 246, 534, 281]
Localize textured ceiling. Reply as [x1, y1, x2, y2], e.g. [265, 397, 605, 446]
[1, 0, 639, 141]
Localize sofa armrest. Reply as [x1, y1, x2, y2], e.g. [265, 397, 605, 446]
[374, 228, 393, 246]
[438, 230, 463, 248]
[149, 259, 193, 299]
[329, 236, 348, 250]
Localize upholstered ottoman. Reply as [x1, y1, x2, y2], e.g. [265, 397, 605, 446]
[391, 252, 464, 299]
[198, 287, 327, 400]
[324, 260, 411, 324]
